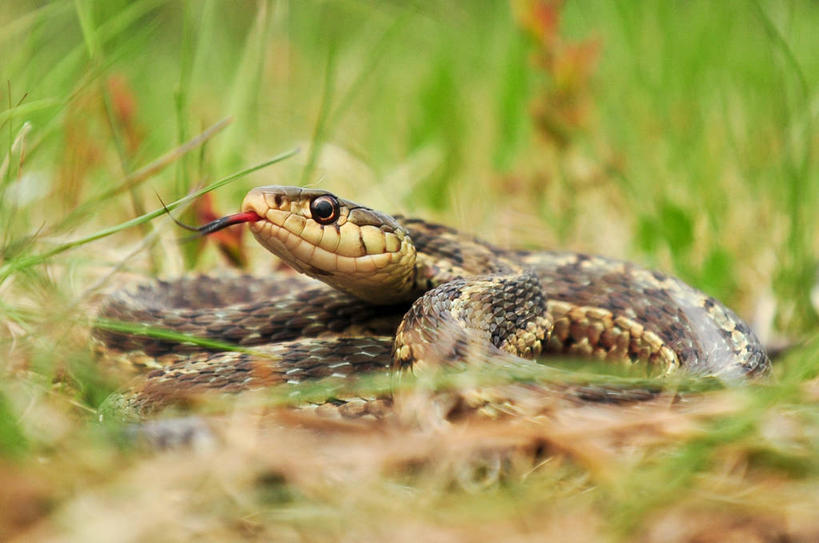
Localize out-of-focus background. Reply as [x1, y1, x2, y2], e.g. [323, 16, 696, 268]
[0, 1, 817, 541]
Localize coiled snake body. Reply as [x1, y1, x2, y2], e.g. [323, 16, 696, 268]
[96, 186, 770, 418]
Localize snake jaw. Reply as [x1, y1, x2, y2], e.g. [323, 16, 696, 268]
[240, 186, 418, 305]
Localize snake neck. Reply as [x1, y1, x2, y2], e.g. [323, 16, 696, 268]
[399, 217, 520, 295]
[239, 186, 521, 306]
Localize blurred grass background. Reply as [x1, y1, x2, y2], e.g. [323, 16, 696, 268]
[0, 0, 818, 541]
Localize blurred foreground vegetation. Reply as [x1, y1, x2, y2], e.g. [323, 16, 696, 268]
[0, 1, 817, 541]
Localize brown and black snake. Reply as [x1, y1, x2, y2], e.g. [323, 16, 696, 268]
[94, 186, 770, 420]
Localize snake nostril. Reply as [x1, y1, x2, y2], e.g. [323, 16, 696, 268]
[274, 194, 284, 208]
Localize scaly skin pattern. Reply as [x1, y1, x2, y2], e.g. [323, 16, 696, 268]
[94, 186, 770, 418]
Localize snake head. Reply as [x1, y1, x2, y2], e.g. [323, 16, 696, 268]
[240, 186, 418, 305]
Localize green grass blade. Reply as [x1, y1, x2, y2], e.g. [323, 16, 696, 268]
[0, 147, 298, 283]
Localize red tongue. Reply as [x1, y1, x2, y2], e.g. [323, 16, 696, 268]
[159, 192, 263, 238]
[193, 211, 262, 235]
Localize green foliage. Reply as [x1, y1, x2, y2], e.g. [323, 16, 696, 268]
[0, 0, 817, 539]
[0, 391, 27, 459]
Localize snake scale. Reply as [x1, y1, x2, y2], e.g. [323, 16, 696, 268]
[95, 186, 770, 420]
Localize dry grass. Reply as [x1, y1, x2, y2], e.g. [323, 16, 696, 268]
[1, 1, 818, 541]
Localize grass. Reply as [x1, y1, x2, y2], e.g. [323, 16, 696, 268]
[1, 0, 818, 541]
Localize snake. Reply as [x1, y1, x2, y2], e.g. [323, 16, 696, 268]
[94, 186, 770, 420]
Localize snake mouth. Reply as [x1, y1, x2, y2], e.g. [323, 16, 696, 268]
[231, 187, 418, 305]
[183, 185, 417, 303]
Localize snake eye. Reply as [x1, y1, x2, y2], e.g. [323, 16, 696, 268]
[309, 195, 340, 224]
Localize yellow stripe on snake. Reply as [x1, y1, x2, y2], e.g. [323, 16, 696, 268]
[95, 186, 770, 420]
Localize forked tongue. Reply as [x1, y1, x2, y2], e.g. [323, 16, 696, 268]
[167, 209, 262, 237]
[189, 211, 262, 235]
